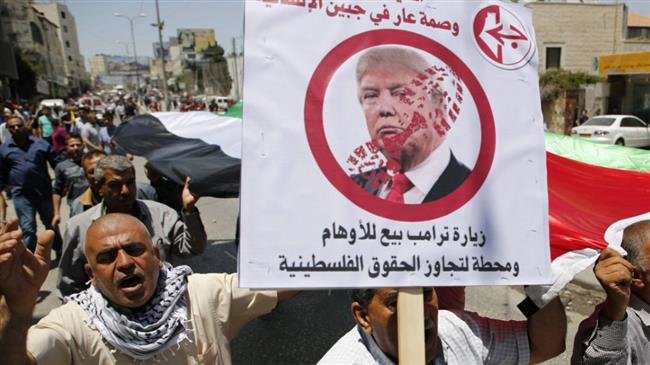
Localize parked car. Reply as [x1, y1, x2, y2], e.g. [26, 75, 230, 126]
[39, 98, 65, 110]
[571, 115, 650, 147]
[78, 96, 106, 114]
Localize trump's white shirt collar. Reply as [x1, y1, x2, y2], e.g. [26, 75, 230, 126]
[404, 140, 451, 204]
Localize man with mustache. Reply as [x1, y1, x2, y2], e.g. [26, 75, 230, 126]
[58, 155, 207, 296]
[0, 214, 290, 363]
[353, 46, 470, 204]
[319, 287, 566, 364]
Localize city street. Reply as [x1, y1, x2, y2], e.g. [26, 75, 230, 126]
[2, 0, 648, 362]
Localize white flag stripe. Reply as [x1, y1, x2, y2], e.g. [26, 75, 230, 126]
[152, 111, 242, 158]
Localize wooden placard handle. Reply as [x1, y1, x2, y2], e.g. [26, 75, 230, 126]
[397, 287, 425, 364]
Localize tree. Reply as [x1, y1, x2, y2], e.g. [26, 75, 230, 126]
[539, 69, 601, 101]
[203, 44, 232, 96]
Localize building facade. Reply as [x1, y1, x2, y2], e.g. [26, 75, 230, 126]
[528, 1, 650, 131]
[0, 0, 66, 97]
[32, 2, 86, 95]
[0, 0, 88, 98]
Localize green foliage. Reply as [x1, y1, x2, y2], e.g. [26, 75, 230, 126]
[204, 44, 232, 95]
[539, 69, 601, 101]
[178, 44, 232, 95]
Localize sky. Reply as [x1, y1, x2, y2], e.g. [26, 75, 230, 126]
[60, 0, 245, 62]
[53, 0, 650, 63]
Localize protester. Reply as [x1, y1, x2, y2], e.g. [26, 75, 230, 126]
[69, 152, 156, 217]
[58, 155, 207, 296]
[37, 106, 55, 144]
[320, 287, 566, 364]
[0, 214, 292, 363]
[50, 119, 67, 155]
[0, 115, 62, 254]
[0, 107, 12, 144]
[51, 134, 88, 226]
[115, 100, 126, 121]
[99, 110, 117, 154]
[572, 220, 650, 363]
[125, 98, 137, 119]
[63, 105, 85, 135]
[80, 109, 103, 152]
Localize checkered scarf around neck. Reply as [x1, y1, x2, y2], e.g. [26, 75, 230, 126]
[65, 263, 193, 360]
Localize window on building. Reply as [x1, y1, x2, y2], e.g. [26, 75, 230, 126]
[68, 55, 72, 61]
[76, 61, 80, 67]
[546, 47, 562, 70]
[63, 25, 68, 33]
[628, 27, 650, 39]
[61, 11, 66, 19]
[30, 22, 43, 45]
[65, 40, 70, 48]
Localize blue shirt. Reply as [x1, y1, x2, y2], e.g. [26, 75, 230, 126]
[99, 125, 116, 154]
[0, 136, 59, 197]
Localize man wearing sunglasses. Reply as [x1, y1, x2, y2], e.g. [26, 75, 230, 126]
[0, 116, 62, 254]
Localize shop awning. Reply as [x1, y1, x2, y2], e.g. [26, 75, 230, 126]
[598, 51, 650, 76]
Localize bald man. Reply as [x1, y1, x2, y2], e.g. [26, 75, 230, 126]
[0, 214, 292, 364]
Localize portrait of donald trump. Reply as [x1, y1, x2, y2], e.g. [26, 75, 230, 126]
[351, 46, 472, 204]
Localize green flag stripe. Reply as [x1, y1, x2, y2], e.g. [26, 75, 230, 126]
[545, 132, 650, 172]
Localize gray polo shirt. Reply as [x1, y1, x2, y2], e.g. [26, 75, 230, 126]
[58, 199, 207, 297]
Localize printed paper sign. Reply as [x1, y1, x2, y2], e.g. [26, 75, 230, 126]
[240, 0, 550, 288]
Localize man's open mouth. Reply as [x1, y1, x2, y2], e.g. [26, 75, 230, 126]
[119, 275, 144, 288]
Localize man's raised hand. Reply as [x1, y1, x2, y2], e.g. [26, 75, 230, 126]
[0, 219, 54, 315]
[595, 248, 634, 321]
[182, 176, 200, 212]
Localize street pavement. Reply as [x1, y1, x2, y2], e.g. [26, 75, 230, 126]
[19, 156, 604, 364]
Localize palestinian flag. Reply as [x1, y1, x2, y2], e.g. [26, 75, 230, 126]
[536, 132, 650, 304]
[113, 111, 242, 198]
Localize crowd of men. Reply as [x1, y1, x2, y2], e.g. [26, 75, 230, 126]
[0, 89, 648, 363]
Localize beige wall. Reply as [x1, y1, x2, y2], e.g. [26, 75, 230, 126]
[529, 2, 626, 73]
[90, 54, 108, 78]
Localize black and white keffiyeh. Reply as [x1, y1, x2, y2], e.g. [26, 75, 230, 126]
[65, 263, 193, 360]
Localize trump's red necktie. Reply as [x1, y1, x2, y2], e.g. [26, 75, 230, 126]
[385, 173, 413, 203]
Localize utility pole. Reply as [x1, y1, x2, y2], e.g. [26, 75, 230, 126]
[114, 13, 146, 94]
[231, 37, 240, 101]
[152, 0, 169, 110]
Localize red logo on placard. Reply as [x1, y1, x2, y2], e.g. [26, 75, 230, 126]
[473, 4, 534, 70]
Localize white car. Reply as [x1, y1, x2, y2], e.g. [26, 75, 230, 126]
[78, 96, 106, 114]
[39, 98, 65, 110]
[571, 115, 650, 147]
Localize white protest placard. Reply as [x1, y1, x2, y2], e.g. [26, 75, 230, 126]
[240, 0, 550, 288]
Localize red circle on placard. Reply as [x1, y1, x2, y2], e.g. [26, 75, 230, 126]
[304, 29, 495, 221]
